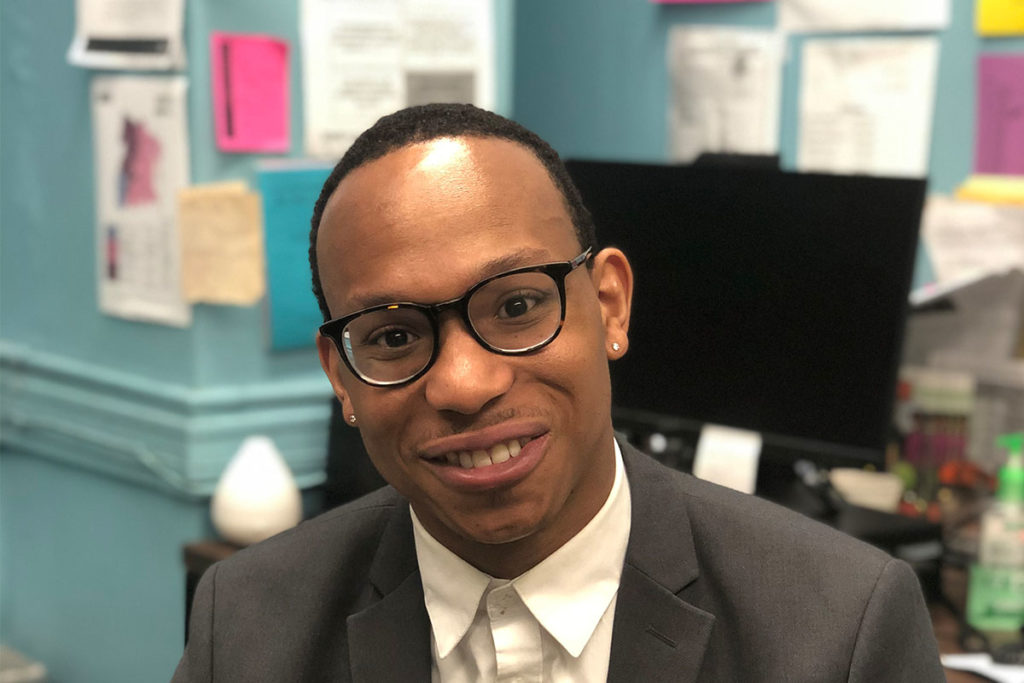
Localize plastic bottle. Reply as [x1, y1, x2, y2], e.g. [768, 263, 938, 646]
[967, 432, 1024, 648]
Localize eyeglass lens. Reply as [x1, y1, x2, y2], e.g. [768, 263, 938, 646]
[341, 270, 563, 384]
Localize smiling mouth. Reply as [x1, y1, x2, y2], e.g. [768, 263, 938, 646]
[430, 437, 533, 470]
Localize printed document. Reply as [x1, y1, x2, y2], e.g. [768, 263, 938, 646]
[69, 0, 185, 70]
[91, 76, 191, 326]
[922, 195, 1024, 285]
[797, 37, 939, 178]
[668, 26, 783, 163]
[301, 0, 495, 159]
[178, 183, 266, 306]
[779, 0, 949, 32]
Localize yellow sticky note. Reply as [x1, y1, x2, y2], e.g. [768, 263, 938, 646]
[977, 0, 1024, 35]
[956, 174, 1024, 206]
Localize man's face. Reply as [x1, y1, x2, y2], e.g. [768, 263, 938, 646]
[316, 136, 631, 573]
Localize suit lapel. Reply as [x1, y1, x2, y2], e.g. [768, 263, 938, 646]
[347, 502, 432, 682]
[345, 443, 716, 682]
[608, 443, 715, 683]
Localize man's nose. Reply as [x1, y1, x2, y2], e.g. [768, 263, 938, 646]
[423, 317, 514, 415]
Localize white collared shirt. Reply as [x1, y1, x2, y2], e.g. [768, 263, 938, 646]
[411, 441, 631, 682]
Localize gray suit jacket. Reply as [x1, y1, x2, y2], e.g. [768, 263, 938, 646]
[173, 442, 944, 681]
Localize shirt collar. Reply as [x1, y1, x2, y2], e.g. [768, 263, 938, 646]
[410, 507, 491, 658]
[411, 440, 631, 659]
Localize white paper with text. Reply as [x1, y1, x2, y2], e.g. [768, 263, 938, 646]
[69, 0, 185, 70]
[301, 0, 495, 160]
[797, 37, 939, 178]
[92, 75, 191, 326]
[668, 26, 784, 163]
[922, 195, 1024, 285]
[780, 0, 949, 33]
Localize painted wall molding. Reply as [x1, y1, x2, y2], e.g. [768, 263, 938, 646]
[0, 342, 334, 498]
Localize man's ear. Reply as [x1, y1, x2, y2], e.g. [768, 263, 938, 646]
[590, 247, 633, 359]
[317, 332, 355, 420]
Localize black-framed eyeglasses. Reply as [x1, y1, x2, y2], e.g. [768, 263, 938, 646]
[319, 248, 593, 387]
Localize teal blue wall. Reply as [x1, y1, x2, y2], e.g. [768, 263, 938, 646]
[0, 1, 513, 680]
[4, 0, 1020, 678]
[512, 0, 1024, 288]
[1, 2, 195, 385]
[0, 451, 208, 681]
[0, 0, 514, 388]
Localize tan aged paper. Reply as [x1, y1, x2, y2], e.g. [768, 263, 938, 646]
[178, 182, 266, 305]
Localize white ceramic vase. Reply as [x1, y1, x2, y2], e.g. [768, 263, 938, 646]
[211, 435, 302, 546]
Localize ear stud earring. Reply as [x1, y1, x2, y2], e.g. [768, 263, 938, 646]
[348, 415, 357, 424]
[611, 342, 621, 352]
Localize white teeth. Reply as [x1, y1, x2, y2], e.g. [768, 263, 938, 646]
[442, 438, 531, 469]
[472, 450, 492, 468]
[491, 443, 511, 464]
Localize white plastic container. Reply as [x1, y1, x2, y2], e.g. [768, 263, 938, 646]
[211, 435, 302, 546]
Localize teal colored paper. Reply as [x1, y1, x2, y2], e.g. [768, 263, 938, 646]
[258, 164, 333, 349]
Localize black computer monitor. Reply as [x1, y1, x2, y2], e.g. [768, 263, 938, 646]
[566, 160, 926, 470]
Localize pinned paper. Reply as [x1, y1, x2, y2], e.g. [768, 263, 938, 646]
[91, 76, 191, 327]
[922, 195, 1024, 285]
[211, 32, 290, 153]
[667, 26, 783, 162]
[178, 182, 266, 305]
[258, 162, 333, 349]
[780, 0, 949, 32]
[69, 0, 186, 70]
[301, 0, 495, 159]
[975, 55, 1024, 177]
[797, 37, 939, 178]
[693, 424, 763, 494]
[976, 0, 1024, 35]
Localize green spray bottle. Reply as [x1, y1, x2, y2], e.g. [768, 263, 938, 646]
[967, 432, 1024, 648]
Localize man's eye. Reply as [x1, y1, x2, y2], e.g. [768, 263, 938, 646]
[369, 328, 417, 348]
[498, 294, 539, 319]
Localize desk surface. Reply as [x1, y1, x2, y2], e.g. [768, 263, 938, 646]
[931, 602, 989, 682]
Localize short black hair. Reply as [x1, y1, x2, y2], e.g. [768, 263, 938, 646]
[309, 103, 596, 321]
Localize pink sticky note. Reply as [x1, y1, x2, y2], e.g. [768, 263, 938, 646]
[211, 32, 290, 153]
[975, 54, 1024, 176]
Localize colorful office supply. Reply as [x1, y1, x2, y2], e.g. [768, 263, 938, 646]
[976, 0, 1024, 35]
[211, 32, 290, 153]
[258, 162, 333, 349]
[975, 54, 1024, 177]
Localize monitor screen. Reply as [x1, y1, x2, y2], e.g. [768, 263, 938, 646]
[566, 160, 926, 466]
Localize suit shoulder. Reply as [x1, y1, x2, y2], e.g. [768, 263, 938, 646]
[626, 449, 893, 578]
[680, 465, 889, 565]
[214, 486, 405, 585]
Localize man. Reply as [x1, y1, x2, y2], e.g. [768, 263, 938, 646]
[173, 104, 944, 681]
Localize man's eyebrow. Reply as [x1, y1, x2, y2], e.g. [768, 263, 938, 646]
[475, 247, 553, 279]
[345, 247, 555, 312]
